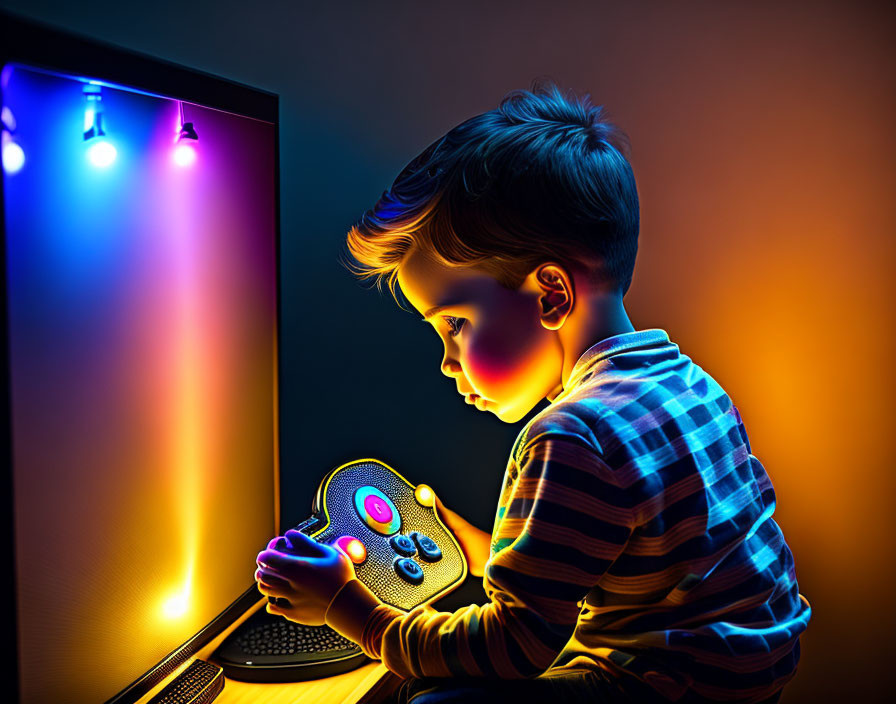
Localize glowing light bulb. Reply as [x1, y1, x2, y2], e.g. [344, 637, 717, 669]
[173, 117, 198, 167]
[1, 109, 23, 175]
[81, 84, 116, 167]
[173, 142, 196, 167]
[87, 140, 117, 168]
[2, 133, 24, 174]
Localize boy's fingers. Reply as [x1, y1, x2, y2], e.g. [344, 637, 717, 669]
[267, 536, 291, 551]
[255, 566, 290, 589]
[283, 529, 329, 557]
[255, 577, 284, 598]
[256, 548, 301, 570]
[274, 596, 322, 626]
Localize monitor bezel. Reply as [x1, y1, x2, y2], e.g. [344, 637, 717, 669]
[0, 10, 282, 704]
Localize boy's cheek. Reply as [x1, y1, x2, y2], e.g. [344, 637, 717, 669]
[467, 329, 555, 394]
[464, 349, 519, 400]
[466, 326, 539, 380]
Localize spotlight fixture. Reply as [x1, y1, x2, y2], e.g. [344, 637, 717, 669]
[173, 101, 198, 167]
[83, 83, 117, 168]
[1, 105, 24, 175]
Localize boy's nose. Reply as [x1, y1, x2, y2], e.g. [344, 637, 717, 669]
[441, 357, 462, 377]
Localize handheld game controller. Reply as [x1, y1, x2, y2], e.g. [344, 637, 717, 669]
[270, 458, 468, 611]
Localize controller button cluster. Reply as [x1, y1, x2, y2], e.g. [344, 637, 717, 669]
[393, 557, 424, 584]
[390, 534, 417, 557]
[410, 531, 442, 562]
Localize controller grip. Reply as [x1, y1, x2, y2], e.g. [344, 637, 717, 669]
[267, 515, 322, 608]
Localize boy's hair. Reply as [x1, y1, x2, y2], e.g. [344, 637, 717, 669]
[342, 78, 640, 305]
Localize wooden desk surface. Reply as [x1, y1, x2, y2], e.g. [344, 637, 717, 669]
[213, 662, 392, 704]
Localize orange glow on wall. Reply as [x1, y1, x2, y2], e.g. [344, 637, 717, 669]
[610, 7, 895, 700]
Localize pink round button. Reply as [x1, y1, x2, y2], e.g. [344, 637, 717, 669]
[364, 494, 393, 523]
[334, 536, 367, 564]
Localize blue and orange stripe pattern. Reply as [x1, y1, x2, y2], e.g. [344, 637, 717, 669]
[359, 329, 810, 702]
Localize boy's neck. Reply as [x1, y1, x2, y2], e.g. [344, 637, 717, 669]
[547, 291, 634, 401]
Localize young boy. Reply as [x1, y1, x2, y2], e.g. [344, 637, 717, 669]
[255, 80, 811, 703]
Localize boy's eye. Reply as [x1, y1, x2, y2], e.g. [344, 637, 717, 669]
[443, 316, 466, 337]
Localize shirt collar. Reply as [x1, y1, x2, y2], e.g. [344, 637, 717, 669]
[551, 328, 671, 401]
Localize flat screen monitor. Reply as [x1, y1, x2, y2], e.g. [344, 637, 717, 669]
[1, 13, 281, 704]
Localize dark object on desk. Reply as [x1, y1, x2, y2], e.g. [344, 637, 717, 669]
[212, 607, 368, 682]
[147, 658, 224, 704]
[214, 573, 489, 683]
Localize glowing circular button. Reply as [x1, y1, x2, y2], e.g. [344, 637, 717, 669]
[414, 484, 435, 507]
[353, 486, 400, 535]
[334, 536, 367, 564]
[364, 494, 393, 524]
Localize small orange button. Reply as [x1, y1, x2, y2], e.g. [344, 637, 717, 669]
[414, 484, 434, 507]
[335, 536, 367, 564]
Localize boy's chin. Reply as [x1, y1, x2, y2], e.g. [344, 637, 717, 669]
[492, 403, 529, 424]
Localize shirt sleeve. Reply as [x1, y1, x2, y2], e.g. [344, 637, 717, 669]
[358, 431, 637, 679]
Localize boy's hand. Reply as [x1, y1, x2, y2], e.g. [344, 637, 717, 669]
[255, 529, 356, 626]
[433, 492, 492, 578]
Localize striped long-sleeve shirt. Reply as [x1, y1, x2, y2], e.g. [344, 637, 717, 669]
[357, 328, 811, 702]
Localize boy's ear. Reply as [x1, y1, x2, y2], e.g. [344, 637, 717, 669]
[531, 263, 574, 331]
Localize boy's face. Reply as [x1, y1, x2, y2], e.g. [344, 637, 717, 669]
[396, 246, 564, 423]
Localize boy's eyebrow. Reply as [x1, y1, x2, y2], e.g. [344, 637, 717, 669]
[422, 305, 449, 321]
[423, 302, 468, 320]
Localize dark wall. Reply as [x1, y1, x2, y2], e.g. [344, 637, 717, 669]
[2, 2, 893, 702]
